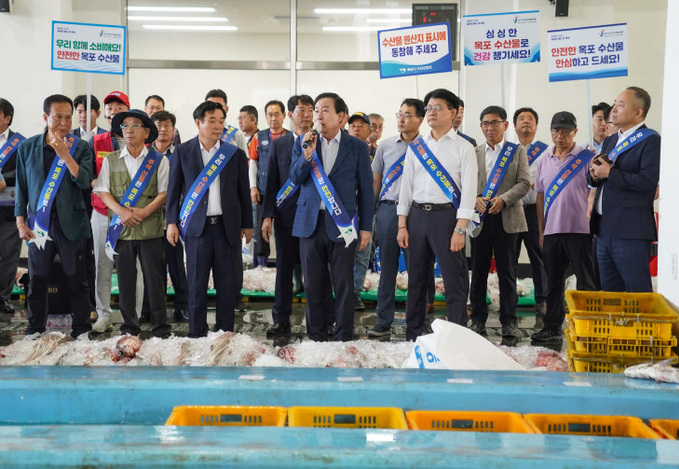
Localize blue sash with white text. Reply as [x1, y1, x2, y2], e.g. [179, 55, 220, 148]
[0, 133, 25, 170]
[408, 139, 461, 209]
[472, 142, 517, 228]
[526, 140, 548, 167]
[309, 150, 358, 247]
[220, 125, 238, 145]
[607, 128, 658, 164]
[29, 134, 80, 249]
[543, 149, 593, 218]
[379, 153, 406, 201]
[178, 142, 239, 240]
[275, 179, 299, 210]
[104, 149, 163, 260]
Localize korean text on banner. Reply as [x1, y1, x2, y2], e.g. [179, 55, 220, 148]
[51, 21, 127, 75]
[378, 23, 452, 79]
[547, 23, 628, 82]
[462, 10, 540, 66]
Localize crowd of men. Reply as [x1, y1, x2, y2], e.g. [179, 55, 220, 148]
[0, 84, 660, 345]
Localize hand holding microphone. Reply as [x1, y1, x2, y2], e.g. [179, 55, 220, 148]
[303, 121, 322, 160]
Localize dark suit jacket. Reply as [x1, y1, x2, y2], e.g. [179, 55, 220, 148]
[289, 131, 374, 240]
[14, 133, 94, 241]
[0, 129, 17, 221]
[588, 124, 660, 240]
[458, 131, 477, 147]
[72, 127, 107, 139]
[262, 132, 298, 229]
[166, 136, 252, 244]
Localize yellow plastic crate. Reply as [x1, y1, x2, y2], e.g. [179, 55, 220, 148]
[567, 318, 677, 358]
[565, 291, 678, 340]
[288, 406, 408, 429]
[406, 410, 533, 433]
[165, 406, 287, 427]
[524, 414, 659, 439]
[649, 419, 679, 440]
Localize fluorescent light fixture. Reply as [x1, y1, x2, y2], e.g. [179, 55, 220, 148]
[366, 18, 412, 24]
[128, 6, 216, 13]
[315, 8, 411, 15]
[142, 24, 237, 31]
[323, 26, 383, 32]
[129, 16, 228, 22]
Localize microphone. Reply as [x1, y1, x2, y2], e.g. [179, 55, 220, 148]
[302, 122, 322, 149]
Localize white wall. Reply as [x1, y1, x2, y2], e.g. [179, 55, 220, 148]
[657, 0, 679, 304]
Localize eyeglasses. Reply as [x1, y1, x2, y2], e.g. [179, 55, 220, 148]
[481, 120, 505, 128]
[550, 128, 573, 136]
[155, 123, 173, 130]
[120, 124, 146, 130]
[424, 105, 450, 113]
[396, 112, 416, 120]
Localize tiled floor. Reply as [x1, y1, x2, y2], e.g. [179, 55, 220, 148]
[0, 295, 564, 352]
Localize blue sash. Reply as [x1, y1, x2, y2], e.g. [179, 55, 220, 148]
[472, 142, 517, 228]
[104, 149, 163, 260]
[543, 149, 593, 217]
[178, 142, 239, 240]
[275, 179, 298, 210]
[379, 152, 406, 200]
[0, 133, 25, 170]
[309, 150, 358, 247]
[526, 140, 548, 167]
[408, 138, 461, 209]
[220, 125, 238, 144]
[29, 134, 80, 249]
[607, 127, 658, 164]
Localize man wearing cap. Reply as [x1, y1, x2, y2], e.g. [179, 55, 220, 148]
[513, 107, 548, 329]
[167, 101, 253, 338]
[589, 86, 661, 293]
[249, 100, 288, 268]
[89, 91, 144, 333]
[532, 112, 596, 342]
[348, 111, 375, 311]
[469, 105, 530, 342]
[15, 94, 94, 338]
[94, 110, 171, 338]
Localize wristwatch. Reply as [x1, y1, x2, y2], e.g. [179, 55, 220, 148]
[454, 227, 466, 235]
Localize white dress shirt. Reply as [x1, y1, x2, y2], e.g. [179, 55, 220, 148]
[319, 129, 341, 211]
[397, 127, 477, 221]
[0, 128, 9, 148]
[200, 140, 223, 216]
[521, 139, 542, 205]
[78, 126, 99, 143]
[595, 121, 645, 215]
[484, 139, 505, 182]
[94, 145, 169, 194]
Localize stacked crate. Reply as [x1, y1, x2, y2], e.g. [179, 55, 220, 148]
[564, 291, 678, 373]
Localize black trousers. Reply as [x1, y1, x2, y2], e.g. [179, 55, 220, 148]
[405, 206, 468, 341]
[515, 204, 547, 304]
[299, 215, 356, 342]
[253, 197, 270, 258]
[26, 216, 91, 338]
[116, 237, 170, 337]
[470, 213, 519, 327]
[185, 221, 240, 338]
[0, 217, 22, 300]
[272, 221, 300, 324]
[543, 233, 596, 331]
[166, 232, 188, 310]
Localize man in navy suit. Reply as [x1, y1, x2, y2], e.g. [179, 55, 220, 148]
[588, 86, 660, 292]
[290, 92, 374, 342]
[166, 101, 253, 337]
[261, 94, 314, 336]
[454, 99, 477, 147]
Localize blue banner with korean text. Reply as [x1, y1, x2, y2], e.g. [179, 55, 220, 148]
[378, 23, 452, 79]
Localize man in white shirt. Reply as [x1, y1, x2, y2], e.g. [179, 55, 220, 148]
[94, 109, 171, 339]
[397, 88, 477, 341]
[72, 95, 105, 142]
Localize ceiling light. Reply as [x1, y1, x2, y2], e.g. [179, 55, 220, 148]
[366, 18, 412, 24]
[323, 26, 383, 32]
[142, 24, 237, 31]
[129, 16, 228, 22]
[128, 6, 216, 13]
[315, 8, 411, 15]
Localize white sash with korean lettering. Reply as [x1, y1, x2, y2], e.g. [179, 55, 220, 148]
[471, 141, 518, 229]
[104, 149, 163, 261]
[29, 134, 80, 249]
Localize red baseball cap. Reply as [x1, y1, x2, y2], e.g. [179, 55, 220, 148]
[104, 91, 130, 108]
